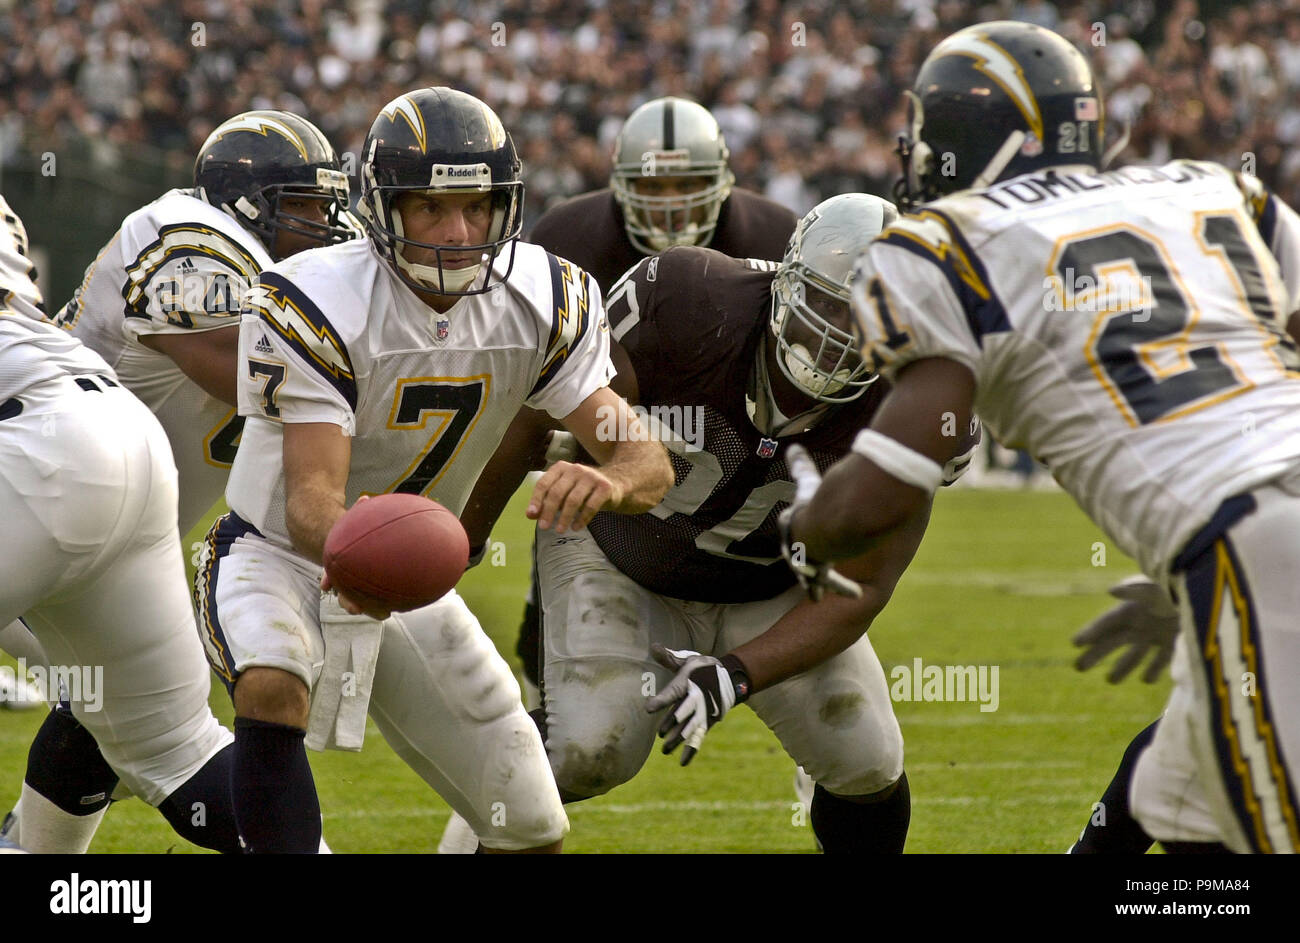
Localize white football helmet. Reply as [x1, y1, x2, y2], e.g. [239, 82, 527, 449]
[610, 97, 735, 255]
[769, 193, 898, 403]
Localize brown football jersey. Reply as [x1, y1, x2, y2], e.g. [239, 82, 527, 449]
[586, 247, 886, 603]
[528, 188, 796, 293]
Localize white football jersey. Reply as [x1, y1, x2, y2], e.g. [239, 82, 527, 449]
[854, 160, 1300, 579]
[1, 195, 110, 400]
[54, 189, 272, 530]
[227, 238, 614, 549]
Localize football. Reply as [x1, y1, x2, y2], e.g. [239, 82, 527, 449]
[323, 494, 469, 612]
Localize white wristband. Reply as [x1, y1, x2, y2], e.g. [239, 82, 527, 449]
[850, 428, 945, 492]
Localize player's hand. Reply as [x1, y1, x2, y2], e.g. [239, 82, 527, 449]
[527, 460, 622, 533]
[320, 571, 391, 622]
[645, 643, 742, 766]
[777, 445, 863, 603]
[1072, 575, 1178, 683]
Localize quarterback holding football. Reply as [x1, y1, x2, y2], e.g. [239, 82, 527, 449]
[199, 87, 671, 853]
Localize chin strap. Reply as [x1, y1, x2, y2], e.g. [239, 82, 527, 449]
[1100, 119, 1131, 169]
[397, 252, 484, 292]
[970, 131, 1027, 191]
[390, 207, 485, 292]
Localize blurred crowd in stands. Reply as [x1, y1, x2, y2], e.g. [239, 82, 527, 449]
[4, 0, 1300, 230]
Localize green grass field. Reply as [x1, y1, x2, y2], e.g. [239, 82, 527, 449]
[0, 484, 1169, 853]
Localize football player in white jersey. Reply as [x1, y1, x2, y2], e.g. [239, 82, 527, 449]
[58, 108, 356, 530]
[1, 110, 354, 853]
[781, 21, 1300, 853]
[201, 87, 672, 852]
[0, 195, 242, 853]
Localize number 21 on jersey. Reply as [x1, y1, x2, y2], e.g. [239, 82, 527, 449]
[1049, 210, 1293, 426]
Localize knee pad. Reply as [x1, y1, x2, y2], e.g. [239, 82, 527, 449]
[812, 729, 904, 797]
[25, 705, 118, 814]
[469, 710, 568, 850]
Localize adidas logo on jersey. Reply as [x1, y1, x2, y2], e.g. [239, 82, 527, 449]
[254, 334, 274, 354]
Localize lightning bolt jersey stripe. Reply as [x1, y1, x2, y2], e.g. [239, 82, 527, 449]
[876, 210, 1010, 343]
[226, 238, 613, 550]
[1233, 172, 1300, 319]
[245, 271, 357, 411]
[52, 188, 276, 531]
[853, 159, 1300, 581]
[122, 223, 262, 320]
[530, 253, 593, 399]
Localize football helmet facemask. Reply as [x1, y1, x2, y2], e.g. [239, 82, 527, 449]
[894, 21, 1104, 210]
[611, 97, 735, 255]
[768, 193, 897, 404]
[194, 110, 353, 258]
[358, 87, 523, 296]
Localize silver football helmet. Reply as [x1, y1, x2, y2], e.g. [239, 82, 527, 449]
[610, 97, 735, 255]
[769, 193, 898, 403]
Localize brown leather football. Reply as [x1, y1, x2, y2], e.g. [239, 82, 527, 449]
[323, 494, 469, 611]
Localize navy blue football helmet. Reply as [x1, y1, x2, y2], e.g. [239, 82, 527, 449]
[358, 87, 524, 296]
[194, 110, 353, 256]
[894, 21, 1104, 209]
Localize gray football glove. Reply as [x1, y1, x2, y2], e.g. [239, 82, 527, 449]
[543, 430, 580, 468]
[778, 445, 863, 602]
[645, 643, 749, 766]
[1073, 575, 1179, 683]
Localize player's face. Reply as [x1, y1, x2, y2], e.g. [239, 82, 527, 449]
[629, 174, 711, 233]
[790, 283, 860, 373]
[393, 191, 494, 269]
[271, 193, 334, 260]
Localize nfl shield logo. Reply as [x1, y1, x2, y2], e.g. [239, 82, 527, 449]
[757, 437, 778, 458]
[436, 318, 450, 340]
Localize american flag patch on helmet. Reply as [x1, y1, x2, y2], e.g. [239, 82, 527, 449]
[1074, 98, 1098, 121]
